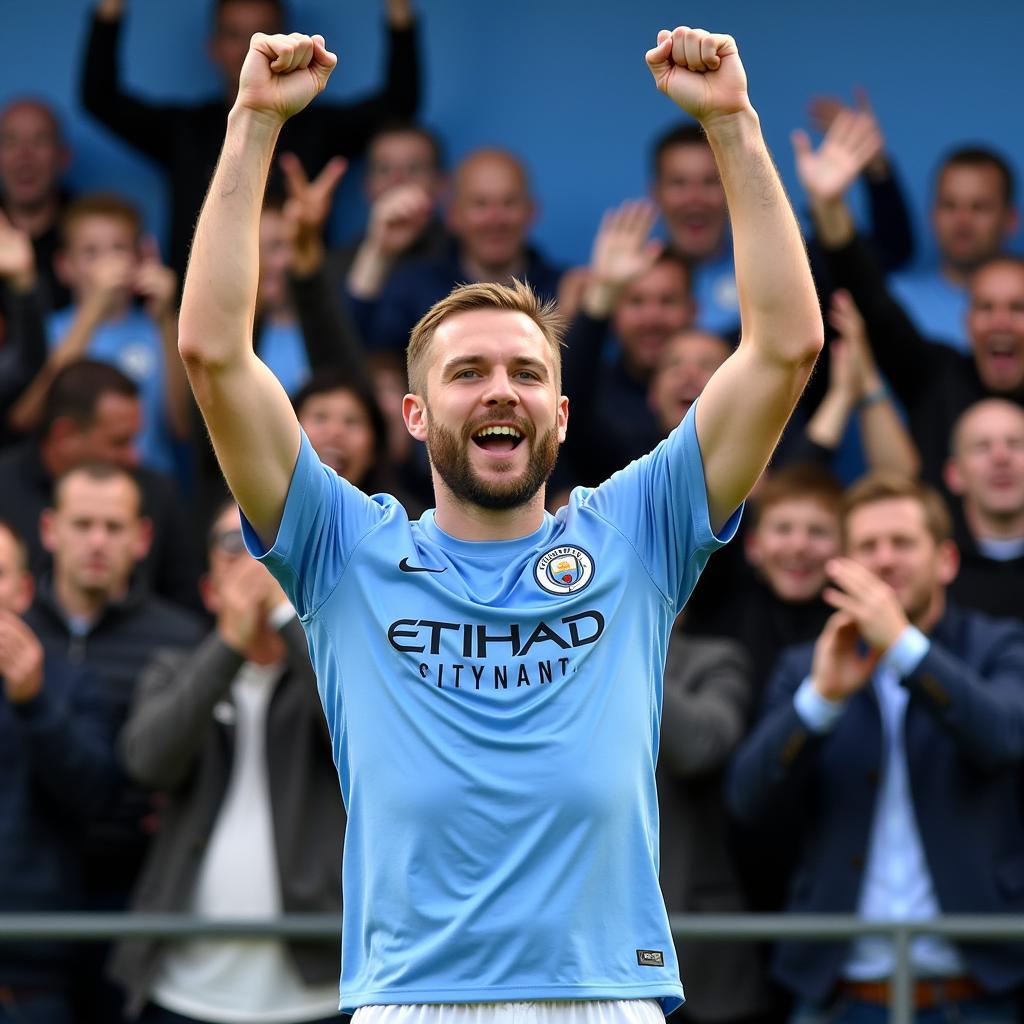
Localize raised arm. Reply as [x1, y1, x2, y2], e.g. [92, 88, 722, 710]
[829, 289, 920, 476]
[177, 33, 337, 543]
[647, 28, 823, 532]
[792, 109, 940, 405]
[81, 0, 179, 167]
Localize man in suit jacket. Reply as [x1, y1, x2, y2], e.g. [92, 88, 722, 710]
[728, 472, 1024, 1024]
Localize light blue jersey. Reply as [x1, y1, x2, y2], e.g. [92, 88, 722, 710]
[243, 404, 740, 1016]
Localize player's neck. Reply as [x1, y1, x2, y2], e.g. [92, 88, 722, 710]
[432, 486, 547, 542]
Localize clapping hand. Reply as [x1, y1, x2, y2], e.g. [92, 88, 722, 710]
[0, 210, 36, 292]
[828, 289, 880, 400]
[581, 200, 662, 318]
[810, 610, 880, 701]
[134, 237, 178, 321]
[822, 557, 909, 653]
[0, 611, 44, 705]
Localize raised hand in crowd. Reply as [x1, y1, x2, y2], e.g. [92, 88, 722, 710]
[792, 105, 882, 207]
[346, 181, 434, 299]
[831, 289, 920, 475]
[137, 235, 191, 440]
[810, 609, 880, 702]
[215, 556, 270, 655]
[385, 0, 415, 28]
[805, 289, 921, 476]
[95, 0, 124, 19]
[6, 243, 135, 433]
[792, 104, 882, 248]
[134, 236, 177, 321]
[579, 200, 663, 319]
[807, 87, 889, 179]
[279, 151, 347, 276]
[0, 608, 44, 704]
[215, 555, 289, 656]
[0, 210, 37, 294]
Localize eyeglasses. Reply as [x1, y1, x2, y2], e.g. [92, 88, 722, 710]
[209, 527, 247, 555]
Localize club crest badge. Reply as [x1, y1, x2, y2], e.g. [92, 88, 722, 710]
[534, 545, 595, 596]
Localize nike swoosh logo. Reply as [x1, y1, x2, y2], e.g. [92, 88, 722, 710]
[399, 557, 447, 574]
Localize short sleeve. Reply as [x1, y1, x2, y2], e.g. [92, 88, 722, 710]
[580, 401, 742, 611]
[241, 430, 391, 617]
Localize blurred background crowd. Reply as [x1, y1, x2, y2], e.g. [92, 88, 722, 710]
[2, 2, 1024, 1024]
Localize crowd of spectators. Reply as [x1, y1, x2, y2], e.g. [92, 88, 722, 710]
[1, 3, 1023, 1024]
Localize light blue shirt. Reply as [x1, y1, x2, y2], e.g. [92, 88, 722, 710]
[888, 270, 969, 354]
[257, 319, 311, 397]
[976, 536, 1024, 562]
[242, 403, 740, 1015]
[794, 626, 966, 978]
[46, 306, 175, 475]
[692, 250, 740, 338]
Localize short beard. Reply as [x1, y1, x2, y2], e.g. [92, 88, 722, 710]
[427, 417, 559, 512]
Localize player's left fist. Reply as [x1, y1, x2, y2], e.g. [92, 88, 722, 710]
[645, 27, 750, 124]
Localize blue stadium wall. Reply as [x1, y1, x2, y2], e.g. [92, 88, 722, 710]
[9, 0, 1023, 271]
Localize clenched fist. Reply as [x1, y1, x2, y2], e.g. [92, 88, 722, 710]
[235, 32, 337, 124]
[645, 26, 750, 124]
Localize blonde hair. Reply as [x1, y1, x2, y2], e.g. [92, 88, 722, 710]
[406, 279, 565, 396]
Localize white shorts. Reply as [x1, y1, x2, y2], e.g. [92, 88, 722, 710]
[352, 1001, 665, 1024]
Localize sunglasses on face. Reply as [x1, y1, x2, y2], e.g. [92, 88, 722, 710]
[210, 527, 247, 555]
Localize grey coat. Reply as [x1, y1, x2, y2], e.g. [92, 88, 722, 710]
[657, 633, 773, 1024]
[108, 618, 346, 1018]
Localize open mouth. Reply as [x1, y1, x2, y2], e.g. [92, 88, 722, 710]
[471, 424, 525, 455]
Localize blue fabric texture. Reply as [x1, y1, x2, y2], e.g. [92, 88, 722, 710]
[242, 403, 740, 1014]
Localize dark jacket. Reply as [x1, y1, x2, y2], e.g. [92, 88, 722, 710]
[109, 617, 346, 1019]
[25, 579, 205, 902]
[347, 243, 563, 354]
[326, 219, 453, 290]
[80, 11, 420, 280]
[290, 261, 431, 515]
[0, 286, 49, 449]
[820, 232, 1023, 489]
[657, 634, 772, 1024]
[728, 604, 1024, 1001]
[948, 512, 1024, 623]
[560, 312, 663, 487]
[0, 647, 117, 988]
[0, 440, 202, 613]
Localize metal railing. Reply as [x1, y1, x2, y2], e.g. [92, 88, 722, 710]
[3, 913, 1023, 1024]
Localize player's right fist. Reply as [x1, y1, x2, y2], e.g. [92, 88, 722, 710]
[235, 32, 337, 124]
